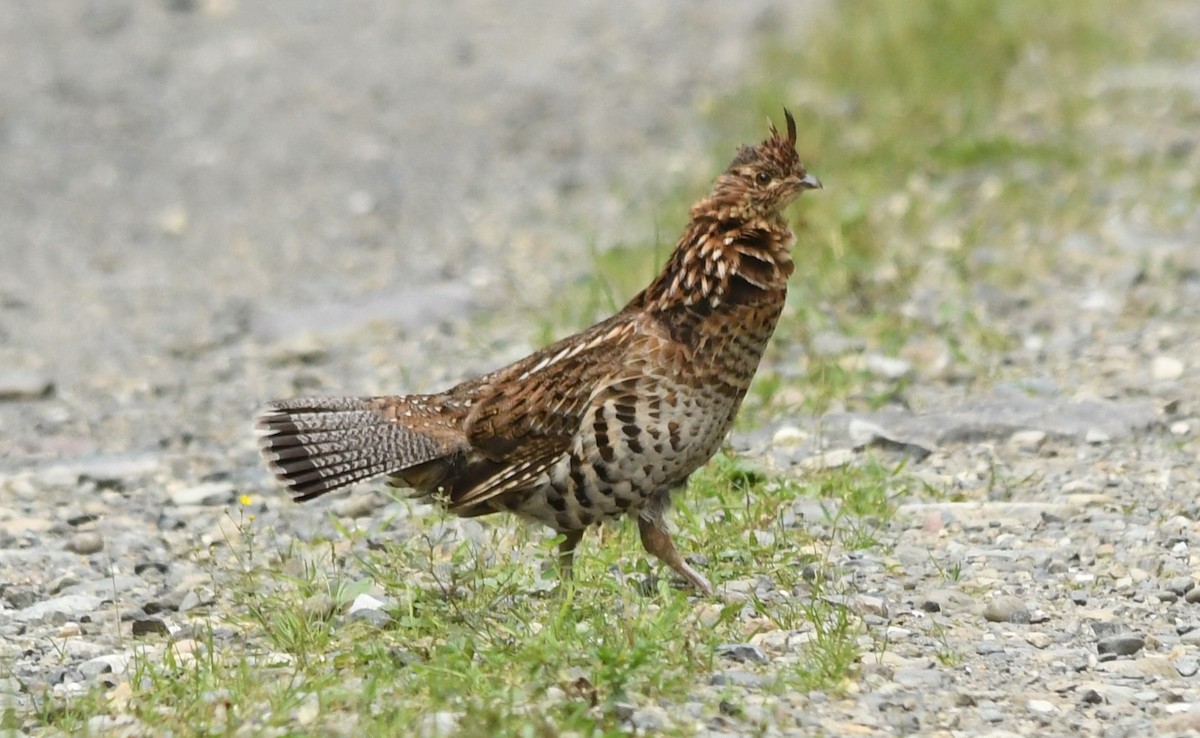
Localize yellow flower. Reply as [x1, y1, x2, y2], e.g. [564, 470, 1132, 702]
[239, 495, 253, 507]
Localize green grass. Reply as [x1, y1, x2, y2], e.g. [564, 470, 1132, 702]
[26, 460, 905, 736]
[538, 1, 1149, 417]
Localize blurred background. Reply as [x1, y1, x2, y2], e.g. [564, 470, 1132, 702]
[0, 0, 819, 464]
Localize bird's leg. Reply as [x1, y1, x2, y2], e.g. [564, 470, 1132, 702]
[638, 515, 713, 596]
[557, 529, 584, 582]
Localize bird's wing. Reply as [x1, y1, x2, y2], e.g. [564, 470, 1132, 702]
[444, 315, 683, 513]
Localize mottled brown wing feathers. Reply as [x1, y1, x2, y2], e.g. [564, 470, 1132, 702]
[444, 437, 566, 512]
[435, 317, 650, 511]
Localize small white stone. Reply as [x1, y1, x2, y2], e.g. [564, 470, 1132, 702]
[1009, 430, 1047, 453]
[1170, 421, 1190, 436]
[347, 594, 387, 614]
[1152, 355, 1185, 381]
[1027, 699, 1056, 714]
[863, 354, 913, 380]
[847, 418, 887, 446]
[1085, 429, 1111, 445]
[167, 482, 235, 507]
[58, 623, 82, 637]
[771, 425, 806, 446]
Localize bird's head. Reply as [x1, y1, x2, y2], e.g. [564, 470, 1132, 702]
[708, 108, 821, 219]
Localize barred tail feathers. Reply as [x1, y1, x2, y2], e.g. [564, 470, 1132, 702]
[255, 396, 456, 501]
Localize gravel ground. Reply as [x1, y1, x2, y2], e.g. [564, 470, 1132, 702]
[4, 2, 1200, 737]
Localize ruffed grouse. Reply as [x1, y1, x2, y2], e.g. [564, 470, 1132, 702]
[256, 110, 820, 594]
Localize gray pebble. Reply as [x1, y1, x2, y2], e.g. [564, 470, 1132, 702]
[348, 607, 392, 628]
[49, 573, 82, 594]
[710, 670, 764, 689]
[178, 589, 205, 612]
[79, 654, 128, 680]
[145, 588, 188, 614]
[849, 593, 890, 619]
[976, 641, 1006, 656]
[1174, 657, 1199, 677]
[1045, 560, 1069, 574]
[1186, 587, 1200, 604]
[168, 482, 235, 507]
[3, 586, 37, 610]
[1089, 621, 1125, 638]
[984, 596, 1030, 624]
[16, 594, 102, 623]
[78, 659, 114, 680]
[893, 668, 948, 689]
[630, 705, 671, 732]
[1182, 630, 1200, 647]
[0, 369, 54, 400]
[715, 643, 768, 664]
[980, 707, 1006, 723]
[64, 639, 111, 660]
[1165, 576, 1194, 596]
[66, 532, 104, 555]
[44, 454, 160, 489]
[1097, 634, 1144, 657]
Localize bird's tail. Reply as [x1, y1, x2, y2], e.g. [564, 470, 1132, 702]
[255, 396, 455, 501]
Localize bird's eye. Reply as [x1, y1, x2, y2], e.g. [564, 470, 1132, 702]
[755, 171, 772, 186]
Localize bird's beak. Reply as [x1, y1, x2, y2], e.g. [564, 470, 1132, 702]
[799, 173, 822, 190]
